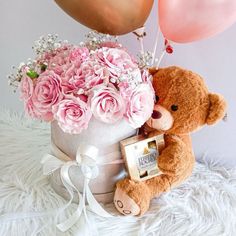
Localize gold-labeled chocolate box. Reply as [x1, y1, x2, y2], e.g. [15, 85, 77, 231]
[120, 134, 165, 182]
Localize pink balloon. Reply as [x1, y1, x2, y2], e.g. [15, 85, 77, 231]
[158, 0, 236, 43]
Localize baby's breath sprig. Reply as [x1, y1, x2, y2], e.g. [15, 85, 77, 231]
[85, 31, 118, 50]
[32, 34, 68, 55]
[137, 51, 153, 69]
[8, 58, 38, 91]
[7, 66, 22, 92]
[8, 34, 64, 90]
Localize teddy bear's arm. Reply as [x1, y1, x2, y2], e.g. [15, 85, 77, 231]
[145, 134, 195, 197]
[158, 134, 193, 176]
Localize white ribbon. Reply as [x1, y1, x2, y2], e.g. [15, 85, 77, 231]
[41, 144, 114, 233]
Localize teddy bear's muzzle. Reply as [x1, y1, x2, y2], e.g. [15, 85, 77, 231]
[147, 105, 174, 131]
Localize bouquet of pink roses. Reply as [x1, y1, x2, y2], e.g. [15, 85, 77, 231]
[10, 34, 154, 134]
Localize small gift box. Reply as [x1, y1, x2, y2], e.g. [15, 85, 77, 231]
[120, 135, 165, 181]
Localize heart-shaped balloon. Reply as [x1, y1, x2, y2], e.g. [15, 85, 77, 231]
[159, 0, 236, 43]
[55, 0, 154, 35]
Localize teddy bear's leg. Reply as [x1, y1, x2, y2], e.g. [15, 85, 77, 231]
[145, 169, 193, 198]
[114, 178, 152, 216]
[114, 174, 176, 216]
[114, 168, 193, 216]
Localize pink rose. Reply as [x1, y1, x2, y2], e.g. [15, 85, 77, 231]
[118, 69, 143, 99]
[118, 68, 143, 91]
[46, 46, 72, 75]
[118, 81, 133, 100]
[46, 46, 89, 76]
[40, 45, 71, 62]
[89, 85, 125, 124]
[31, 71, 63, 121]
[69, 47, 89, 62]
[61, 60, 108, 94]
[62, 64, 86, 94]
[80, 61, 103, 90]
[53, 96, 92, 134]
[125, 84, 154, 128]
[24, 98, 40, 119]
[81, 61, 109, 90]
[95, 47, 138, 77]
[20, 76, 34, 101]
[141, 69, 152, 83]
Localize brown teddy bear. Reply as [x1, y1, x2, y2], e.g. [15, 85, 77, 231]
[114, 66, 227, 216]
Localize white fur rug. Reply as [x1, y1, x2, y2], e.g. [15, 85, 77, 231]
[0, 109, 236, 236]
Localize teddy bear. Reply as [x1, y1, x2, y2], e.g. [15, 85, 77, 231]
[114, 66, 227, 216]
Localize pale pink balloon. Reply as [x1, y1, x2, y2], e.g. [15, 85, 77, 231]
[159, 0, 236, 43]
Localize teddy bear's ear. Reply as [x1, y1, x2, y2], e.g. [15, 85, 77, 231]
[149, 67, 158, 76]
[206, 93, 227, 125]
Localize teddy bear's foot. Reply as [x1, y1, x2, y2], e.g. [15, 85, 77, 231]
[113, 178, 151, 216]
[114, 187, 140, 216]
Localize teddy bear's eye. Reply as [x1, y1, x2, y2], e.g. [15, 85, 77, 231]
[155, 95, 159, 102]
[171, 104, 178, 111]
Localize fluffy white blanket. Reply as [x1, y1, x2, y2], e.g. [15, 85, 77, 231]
[0, 109, 236, 236]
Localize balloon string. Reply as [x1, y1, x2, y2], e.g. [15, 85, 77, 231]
[156, 49, 166, 69]
[151, 27, 160, 66]
[139, 37, 144, 55]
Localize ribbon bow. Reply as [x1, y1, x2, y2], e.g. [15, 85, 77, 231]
[41, 144, 113, 232]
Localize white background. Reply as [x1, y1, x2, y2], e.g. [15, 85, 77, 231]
[1, 0, 235, 166]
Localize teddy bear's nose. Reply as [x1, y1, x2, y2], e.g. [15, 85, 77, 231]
[151, 110, 162, 119]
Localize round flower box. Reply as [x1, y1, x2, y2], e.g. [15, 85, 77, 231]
[12, 34, 155, 207]
[50, 118, 136, 203]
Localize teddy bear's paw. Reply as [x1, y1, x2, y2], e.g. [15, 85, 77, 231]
[114, 187, 140, 216]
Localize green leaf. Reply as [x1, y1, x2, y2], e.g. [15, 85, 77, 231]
[26, 70, 39, 79]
